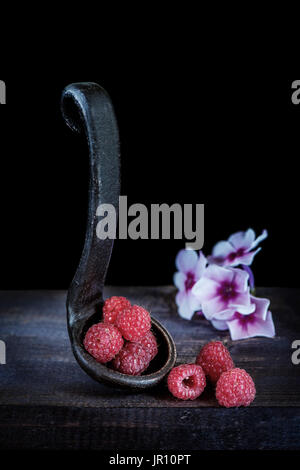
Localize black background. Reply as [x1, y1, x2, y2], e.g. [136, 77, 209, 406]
[0, 76, 298, 289]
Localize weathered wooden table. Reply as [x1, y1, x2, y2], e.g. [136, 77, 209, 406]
[0, 287, 300, 450]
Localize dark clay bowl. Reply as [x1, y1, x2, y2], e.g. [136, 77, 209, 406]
[62, 82, 177, 389]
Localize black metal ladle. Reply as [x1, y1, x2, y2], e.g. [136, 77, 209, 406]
[61, 82, 176, 389]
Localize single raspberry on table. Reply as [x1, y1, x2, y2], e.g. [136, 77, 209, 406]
[83, 322, 124, 363]
[112, 342, 150, 375]
[167, 364, 206, 400]
[196, 341, 234, 383]
[136, 331, 158, 361]
[103, 296, 131, 325]
[216, 368, 256, 407]
[115, 305, 151, 341]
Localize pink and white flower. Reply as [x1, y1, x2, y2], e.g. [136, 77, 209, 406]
[173, 228, 275, 341]
[174, 249, 207, 320]
[192, 264, 255, 321]
[208, 228, 268, 267]
[226, 296, 275, 340]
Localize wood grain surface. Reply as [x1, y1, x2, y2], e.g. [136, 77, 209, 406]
[0, 287, 300, 450]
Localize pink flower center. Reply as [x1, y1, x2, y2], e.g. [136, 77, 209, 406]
[234, 311, 255, 325]
[185, 272, 195, 292]
[228, 248, 245, 262]
[218, 281, 237, 301]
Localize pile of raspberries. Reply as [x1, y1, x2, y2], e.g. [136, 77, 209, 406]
[167, 341, 256, 407]
[84, 296, 158, 375]
[84, 297, 255, 407]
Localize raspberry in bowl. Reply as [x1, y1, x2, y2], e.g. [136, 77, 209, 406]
[81, 296, 176, 389]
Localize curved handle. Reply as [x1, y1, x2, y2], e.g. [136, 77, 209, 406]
[61, 82, 120, 317]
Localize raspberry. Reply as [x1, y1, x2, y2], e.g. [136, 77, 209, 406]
[112, 342, 150, 375]
[103, 296, 131, 324]
[167, 364, 206, 400]
[115, 305, 151, 341]
[136, 331, 158, 361]
[196, 341, 234, 383]
[216, 368, 256, 407]
[83, 322, 124, 363]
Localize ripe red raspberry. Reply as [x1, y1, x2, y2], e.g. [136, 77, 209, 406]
[112, 342, 150, 375]
[167, 364, 206, 400]
[83, 322, 123, 363]
[115, 305, 151, 341]
[136, 331, 158, 361]
[216, 368, 256, 407]
[196, 341, 234, 383]
[103, 296, 131, 324]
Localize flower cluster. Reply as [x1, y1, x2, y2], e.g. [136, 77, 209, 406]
[174, 229, 275, 340]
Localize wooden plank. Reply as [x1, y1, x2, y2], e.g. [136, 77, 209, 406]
[0, 288, 300, 449]
[0, 405, 300, 450]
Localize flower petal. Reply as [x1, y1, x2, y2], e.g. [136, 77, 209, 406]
[192, 277, 219, 302]
[188, 292, 203, 312]
[194, 251, 207, 278]
[175, 292, 195, 320]
[249, 295, 270, 321]
[201, 296, 228, 320]
[211, 319, 229, 331]
[231, 268, 249, 292]
[226, 316, 249, 340]
[251, 229, 268, 249]
[204, 264, 235, 284]
[227, 311, 275, 340]
[175, 290, 185, 305]
[241, 265, 255, 289]
[221, 257, 242, 267]
[211, 241, 234, 258]
[173, 272, 186, 291]
[236, 248, 261, 266]
[228, 229, 255, 250]
[230, 291, 256, 314]
[175, 249, 198, 274]
[212, 309, 237, 321]
[246, 311, 275, 338]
